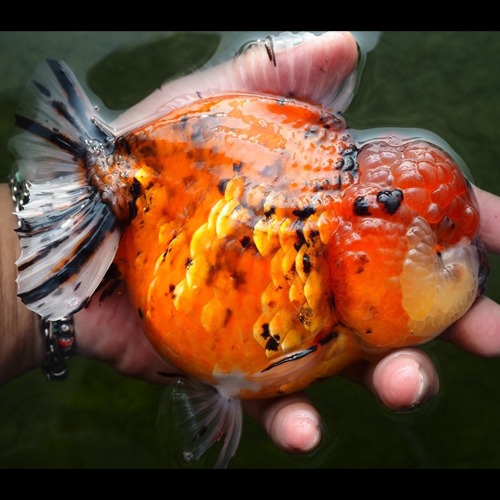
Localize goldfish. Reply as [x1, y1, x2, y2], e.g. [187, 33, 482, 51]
[9, 31, 488, 468]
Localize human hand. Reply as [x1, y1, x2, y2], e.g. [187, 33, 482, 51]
[71, 32, 500, 457]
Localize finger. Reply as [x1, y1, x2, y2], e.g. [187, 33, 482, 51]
[441, 295, 500, 357]
[242, 393, 322, 454]
[474, 186, 500, 253]
[342, 348, 440, 411]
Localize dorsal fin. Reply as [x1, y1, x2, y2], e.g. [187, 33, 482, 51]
[113, 31, 361, 133]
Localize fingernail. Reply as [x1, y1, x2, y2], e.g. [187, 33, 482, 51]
[279, 408, 322, 454]
[376, 353, 428, 411]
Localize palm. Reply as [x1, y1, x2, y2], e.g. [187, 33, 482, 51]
[75, 283, 180, 385]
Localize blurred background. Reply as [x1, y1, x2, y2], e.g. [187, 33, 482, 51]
[0, 31, 499, 468]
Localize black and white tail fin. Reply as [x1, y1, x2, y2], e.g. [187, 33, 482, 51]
[9, 59, 122, 320]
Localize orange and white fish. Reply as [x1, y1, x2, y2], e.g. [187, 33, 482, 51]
[9, 31, 488, 468]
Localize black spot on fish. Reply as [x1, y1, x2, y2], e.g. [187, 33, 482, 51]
[343, 156, 355, 171]
[117, 136, 132, 155]
[137, 307, 144, 320]
[355, 253, 369, 273]
[217, 178, 229, 195]
[233, 162, 243, 173]
[354, 196, 371, 216]
[185, 257, 193, 269]
[261, 323, 270, 340]
[293, 205, 316, 220]
[377, 189, 403, 215]
[161, 248, 169, 263]
[169, 284, 176, 293]
[299, 306, 313, 327]
[313, 179, 332, 192]
[344, 144, 358, 155]
[231, 272, 246, 287]
[309, 230, 320, 244]
[264, 206, 276, 218]
[305, 126, 319, 139]
[266, 336, 280, 352]
[190, 124, 204, 142]
[294, 227, 307, 251]
[128, 177, 142, 220]
[276, 98, 286, 106]
[302, 253, 312, 275]
[240, 235, 252, 249]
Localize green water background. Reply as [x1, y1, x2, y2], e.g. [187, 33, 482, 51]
[0, 31, 499, 469]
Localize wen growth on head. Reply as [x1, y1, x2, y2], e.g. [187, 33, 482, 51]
[9, 31, 488, 468]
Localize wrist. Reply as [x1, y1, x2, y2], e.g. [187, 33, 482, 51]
[0, 183, 44, 386]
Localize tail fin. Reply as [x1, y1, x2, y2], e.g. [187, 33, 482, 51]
[158, 377, 243, 469]
[9, 59, 121, 320]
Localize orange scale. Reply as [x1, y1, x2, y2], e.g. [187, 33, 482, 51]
[450, 169, 470, 193]
[360, 167, 393, 187]
[404, 142, 436, 161]
[423, 202, 444, 224]
[400, 187, 432, 215]
[460, 206, 480, 238]
[430, 182, 455, 208]
[317, 212, 342, 246]
[357, 142, 402, 169]
[393, 167, 425, 189]
[431, 162, 453, 185]
[445, 196, 468, 223]
[417, 160, 447, 189]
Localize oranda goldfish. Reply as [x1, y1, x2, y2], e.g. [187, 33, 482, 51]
[9, 31, 488, 468]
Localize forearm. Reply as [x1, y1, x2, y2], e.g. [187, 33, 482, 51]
[0, 183, 43, 386]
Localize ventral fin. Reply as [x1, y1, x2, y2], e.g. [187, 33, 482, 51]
[158, 377, 243, 469]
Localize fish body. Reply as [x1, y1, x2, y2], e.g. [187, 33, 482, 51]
[113, 93, 365, 398]
[9, 32, 488, 467]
